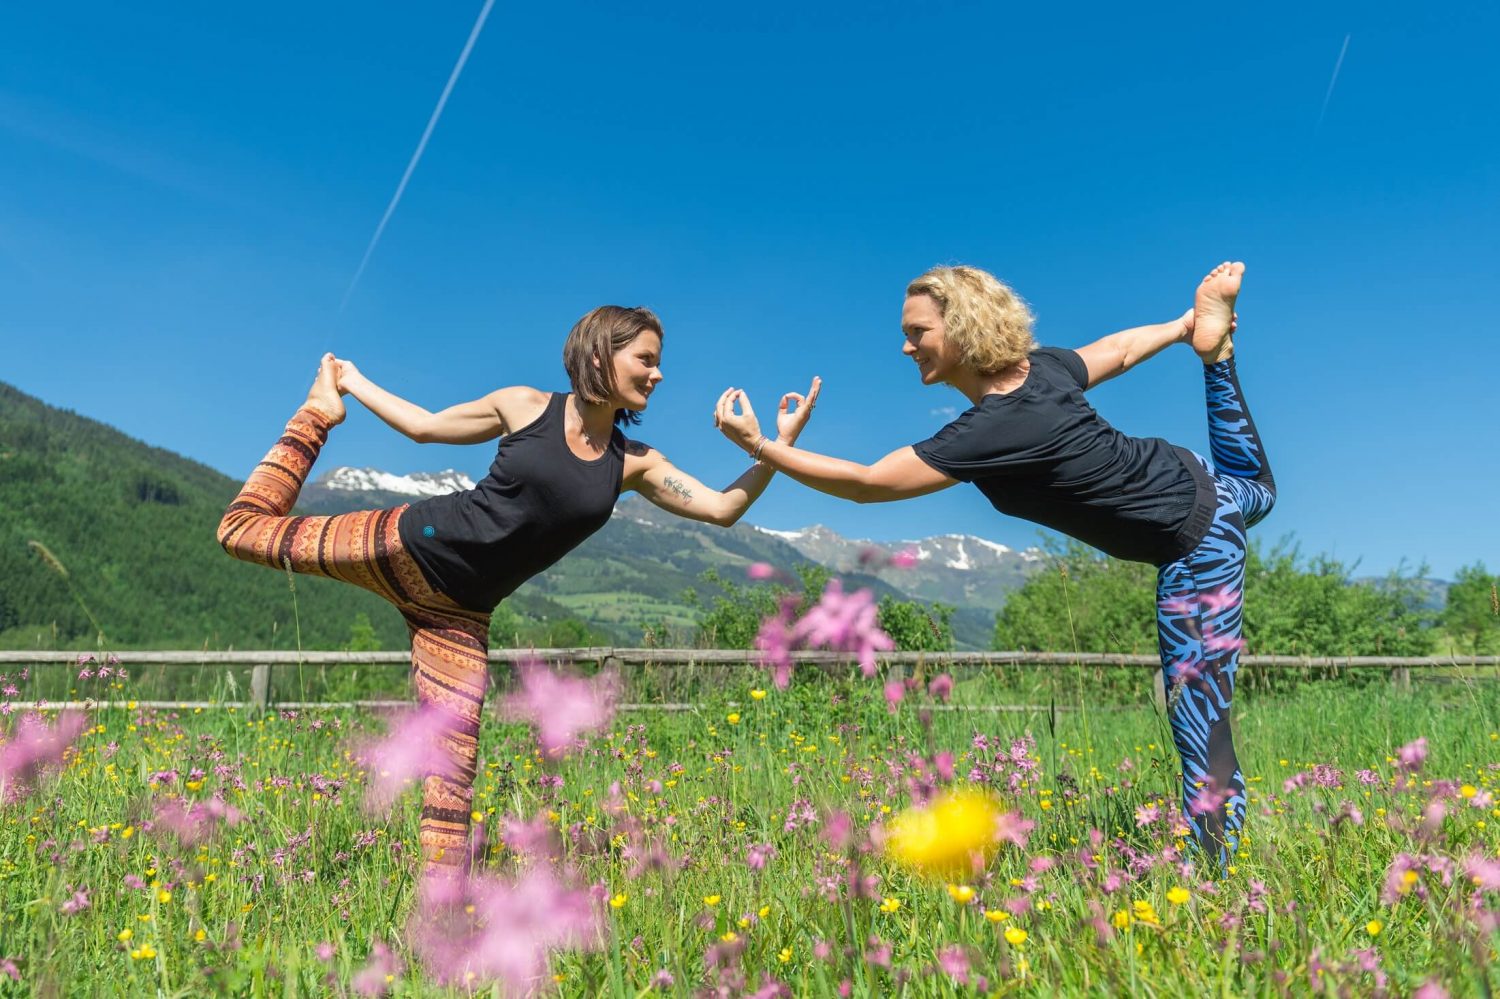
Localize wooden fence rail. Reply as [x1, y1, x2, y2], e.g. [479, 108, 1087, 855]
[3, 649, 1495, 711]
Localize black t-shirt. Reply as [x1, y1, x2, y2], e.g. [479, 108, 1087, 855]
[911, 347, 1214, 566]
[399, 392, 626, 612]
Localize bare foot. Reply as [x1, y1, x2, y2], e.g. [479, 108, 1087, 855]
[303, 352, 346, 426]
[1192, 261, 1245, 363]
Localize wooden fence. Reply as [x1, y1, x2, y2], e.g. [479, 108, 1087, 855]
[2, 648, 1495, 712]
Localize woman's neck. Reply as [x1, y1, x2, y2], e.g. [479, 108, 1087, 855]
[952, 358, 1031, 405]
[569, 393, 617, 445]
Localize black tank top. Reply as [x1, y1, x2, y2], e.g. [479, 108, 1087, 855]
[398, 392, 626, 611]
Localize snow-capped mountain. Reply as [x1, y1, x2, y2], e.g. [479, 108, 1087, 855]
[297, 466, 474, 511]
[318, 466, 475, 497]
[750, 524, 1042, 609]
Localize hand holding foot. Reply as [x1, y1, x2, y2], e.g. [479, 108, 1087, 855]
[303, 352, 347, 426]
[1192, 261, 1245, 364]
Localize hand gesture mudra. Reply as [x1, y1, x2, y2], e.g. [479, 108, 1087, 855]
[714, 376, 821, 454]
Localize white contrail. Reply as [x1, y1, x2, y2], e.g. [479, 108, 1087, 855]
[340, 0, 497, 311]
[1316, 34, 1351, 130]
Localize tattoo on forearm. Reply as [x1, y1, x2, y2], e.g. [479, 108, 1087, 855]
[662, 476, 693, 504]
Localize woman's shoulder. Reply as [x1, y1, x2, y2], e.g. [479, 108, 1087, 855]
[492, 386, 554, 435]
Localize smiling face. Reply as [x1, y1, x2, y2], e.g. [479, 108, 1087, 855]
[607, 330, 664, 411]
[901, 293, 957, 386]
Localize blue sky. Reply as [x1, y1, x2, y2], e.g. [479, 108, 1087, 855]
[3, 1, 1495, 579]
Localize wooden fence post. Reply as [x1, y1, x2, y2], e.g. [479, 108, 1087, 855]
[1391, 666, 1412, 690]
[250, 664, 271, 711]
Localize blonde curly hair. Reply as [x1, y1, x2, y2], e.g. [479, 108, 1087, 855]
[906, 265, 1036, 374]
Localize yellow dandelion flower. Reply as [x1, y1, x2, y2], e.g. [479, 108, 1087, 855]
[1111, 910, 1131, 930]
[777, 947, 792, 963]
[726, 713, 741, 725]
[117, 929, 133, 943]
[1366, 920, 1383, 936]
[193, 928, 206, 942]
[1004, 927, 1028, 946]
[886, 788, 1004, 877]
[157, 890, 172, 904]
[609, 894, 628, 910]
[758, 905, 771, 919]
[750, 690, 767, 701]
[720, 931, 738, 943]
[984, 909, 1008, 923]
[1166, 887, 1190, 905]
[703, 894, 722, 907]
[946, 884, 976, 905]
[879, 897, 901, 913]
[1461, 785, 1478, 799]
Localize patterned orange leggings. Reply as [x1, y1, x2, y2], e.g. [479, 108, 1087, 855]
[216, 405, 490, 871]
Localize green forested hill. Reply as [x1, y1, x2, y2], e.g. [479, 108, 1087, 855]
[0, 382, 985, 651]
[0, 382, 424, 650]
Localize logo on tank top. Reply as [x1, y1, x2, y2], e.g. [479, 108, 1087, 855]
[422, 525, 435, 538]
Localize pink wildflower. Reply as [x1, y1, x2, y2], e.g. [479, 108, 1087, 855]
[747, 562, 777, 580]
[993, 810, 1035, 849]
[1395, 737, 1428, 773]
[501, 663, 618, 757]
[936, 945, 969, 984]
[354, 703, 464, 816]
[59, 889, 89, 916]
[927, 673, 954, 702]
[352, 939, 403, 996]
[1464, 853, 1500, 891]
[406, 865, 602, 992]
[883, 680, 905, 713]
[0, 710, 87, 803]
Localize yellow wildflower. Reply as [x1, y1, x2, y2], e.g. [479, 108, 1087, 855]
[1004, 927, 1028, 946]
[1166, 887, 1190, 905]
[609, 894, 628, 910]
[750, 690, 767, 701]
[984, 909, 1009, 923]
[887, 788, 1004, 877]
[878, 897, 901, 913]
[946, 884, 976, 905]
[726, 713, 741, 725]
[1366, 920, 1383, 936]
[703, 894, 721, 907]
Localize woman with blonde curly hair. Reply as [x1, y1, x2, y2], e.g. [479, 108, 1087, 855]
[716, 262, 1275, 866]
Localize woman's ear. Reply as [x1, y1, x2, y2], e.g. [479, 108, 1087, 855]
[591, 352, 602, 370]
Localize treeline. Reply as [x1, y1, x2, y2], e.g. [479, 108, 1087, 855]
[993, 541, 1497, 657]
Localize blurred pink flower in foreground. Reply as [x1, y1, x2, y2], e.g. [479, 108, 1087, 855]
[407, 864, 602, 994]
[0, 710, 87, 803]
[352, 939, 403, 996]
[1395, 737, 1428, 773]
[756, 581, 894, 689]
[502, 663, 618, 757]
[353, 704, 462, 817]
[150, 796, 244, 847]
[747, 562, 777, 580]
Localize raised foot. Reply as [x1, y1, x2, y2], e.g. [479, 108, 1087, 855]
[303, 353, 346, 426]
[1192, 261, 1245, 364]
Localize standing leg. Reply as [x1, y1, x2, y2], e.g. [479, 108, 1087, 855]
[1156, 478, 1250, 867]
[403, 605, 492, 873]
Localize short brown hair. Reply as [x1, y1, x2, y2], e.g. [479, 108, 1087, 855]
[562, 305, 663, 426]
[906, 266, 1036, 374]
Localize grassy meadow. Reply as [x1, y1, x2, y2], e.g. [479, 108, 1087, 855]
[1, 661, 1497, 997]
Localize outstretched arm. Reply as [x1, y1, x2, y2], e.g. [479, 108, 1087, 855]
[335, 359, 536, 444]
[716, 389, 956, 504]
[1074, 308, 1237, 389]
[1073, 311, 1193, 389]
[627, 378, 822, 527]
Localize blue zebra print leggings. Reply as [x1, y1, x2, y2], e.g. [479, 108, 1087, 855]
[1156, 358, 1275, 865]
